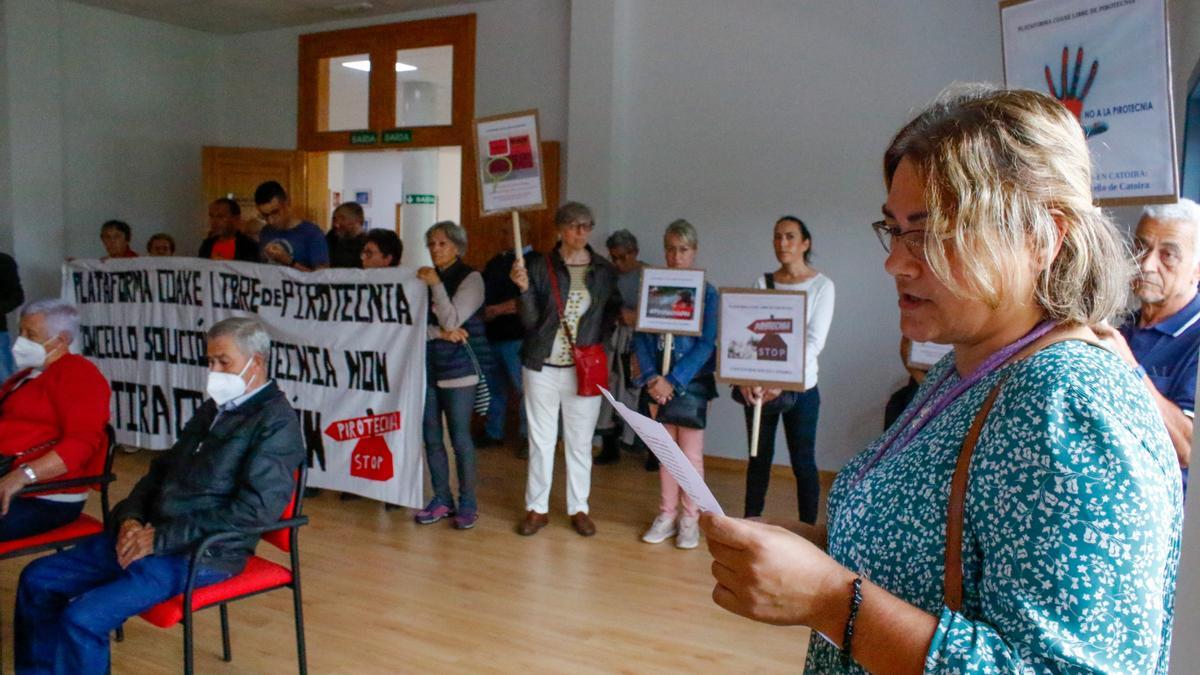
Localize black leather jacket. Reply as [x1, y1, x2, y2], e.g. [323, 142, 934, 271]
[111, 382, 305, 574]
[517, 243, 622, 371]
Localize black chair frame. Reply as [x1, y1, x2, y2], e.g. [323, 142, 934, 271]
[171, 464, 309, 675]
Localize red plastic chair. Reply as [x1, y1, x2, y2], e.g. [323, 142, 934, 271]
[0, 425, 119, 675]
[137, 466, 309, 675]
[0, 424, 118, 560]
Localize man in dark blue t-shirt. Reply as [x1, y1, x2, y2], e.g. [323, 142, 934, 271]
[1097, 199, 1200, 495]
[255, 180, 330, 271]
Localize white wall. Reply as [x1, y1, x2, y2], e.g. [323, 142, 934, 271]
[2, 0, 219, 300]
[568, 0, 1004, 468]
[59, 3, 220, 261]
[335, 151, 407, 233]
[4, 0, 67, 301]
[216, 0, 569, 151]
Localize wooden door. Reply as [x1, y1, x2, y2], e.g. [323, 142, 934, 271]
[201, 147, 328, 238]
[461, 141, 561, 269]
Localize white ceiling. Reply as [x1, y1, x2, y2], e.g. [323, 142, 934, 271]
[71, 0, 486, 35]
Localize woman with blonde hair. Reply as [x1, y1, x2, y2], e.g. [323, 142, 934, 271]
[702, 86, 1182, 672]
[634, 219, 720, 549]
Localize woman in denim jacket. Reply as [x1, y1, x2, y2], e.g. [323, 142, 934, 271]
[633, 219, 719, 550]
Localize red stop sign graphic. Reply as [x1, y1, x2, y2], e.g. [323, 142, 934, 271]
[350, 436, 394, 482]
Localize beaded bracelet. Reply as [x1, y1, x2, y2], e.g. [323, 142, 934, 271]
[841, 576, 863, 669]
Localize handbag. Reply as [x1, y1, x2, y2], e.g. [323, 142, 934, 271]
[546, 262, 608, 397]
[463, 341, 492, 416]
[645, 374, 717, 430]
[731, 385, 798, 415]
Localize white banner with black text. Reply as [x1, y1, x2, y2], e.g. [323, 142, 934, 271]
[61, 257, 427, 507]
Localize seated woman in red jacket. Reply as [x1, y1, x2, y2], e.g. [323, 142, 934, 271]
[0, 299, 110, 540]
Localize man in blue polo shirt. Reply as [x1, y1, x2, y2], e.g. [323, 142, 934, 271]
[1097, 199, 1200, 495]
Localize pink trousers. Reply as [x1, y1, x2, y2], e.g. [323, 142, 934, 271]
[659, 423, 705, 518]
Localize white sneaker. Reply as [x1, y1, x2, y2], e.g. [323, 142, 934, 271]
[641, 513, 677, 544]
[676, 516, 700, 549]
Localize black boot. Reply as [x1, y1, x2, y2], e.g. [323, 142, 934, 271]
[594, 434, 621, 465]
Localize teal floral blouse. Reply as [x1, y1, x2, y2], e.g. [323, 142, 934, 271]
[806, 341, 1183, 673]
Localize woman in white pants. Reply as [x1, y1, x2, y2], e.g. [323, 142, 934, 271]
[510, 202, 621, 537]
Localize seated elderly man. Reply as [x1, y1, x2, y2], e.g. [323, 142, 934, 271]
[0, 299, 109, 541]
[15, 316, 304, 674]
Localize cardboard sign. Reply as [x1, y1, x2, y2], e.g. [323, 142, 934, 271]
[474, 110, 548, 215]
[716, 287, 807, 390]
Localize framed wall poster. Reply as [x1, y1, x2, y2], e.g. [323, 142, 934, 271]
[354, 190, 372, 206]
[474, 109, 547, 215]
[716, 288, 807, 390]
[635, 267, 706, 336]
[1000, 0, 1177, 205]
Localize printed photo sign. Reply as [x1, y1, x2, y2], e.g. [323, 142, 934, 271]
[474, 110, 547, 215]
[1000, 0, 1176, 205]
[716, 288, 807, 390]
[635, 267, 706, 336]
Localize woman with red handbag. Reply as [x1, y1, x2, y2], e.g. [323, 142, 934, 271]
[510, 202, 621, 537]
[632, 219, 720, 550]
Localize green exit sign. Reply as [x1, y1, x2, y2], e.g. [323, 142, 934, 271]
[349, 130, 378, 145]
[383, 128, 414, 144]
[405, 194, 436, 205]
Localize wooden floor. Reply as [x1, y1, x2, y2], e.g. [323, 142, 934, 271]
[1, 444, 833, 674]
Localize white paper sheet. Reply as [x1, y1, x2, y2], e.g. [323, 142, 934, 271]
[598, 387, 725, 515]
[908, 341, 953, 369]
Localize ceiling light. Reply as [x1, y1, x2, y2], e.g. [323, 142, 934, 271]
[341, 60, 417, 73]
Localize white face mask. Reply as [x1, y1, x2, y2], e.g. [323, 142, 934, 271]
[12, 336, 48, 371]
[206, 358, 255, 406]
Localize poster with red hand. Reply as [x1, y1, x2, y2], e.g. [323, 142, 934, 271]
[1000, 0, 1176, 205]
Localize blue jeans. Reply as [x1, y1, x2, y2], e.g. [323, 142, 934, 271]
[0, 331, 14, 382]
[422, 384, 478, 512]
[483, 339, 526, 441]
[743, 387, 821, 523]
[0, 497, 84, 541]
[15, 532, 231, 674]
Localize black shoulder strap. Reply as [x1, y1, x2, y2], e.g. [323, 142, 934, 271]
[764, 273, 775, 289]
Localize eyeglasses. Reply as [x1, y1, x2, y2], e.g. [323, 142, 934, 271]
[562, 220, 594, 233]
[871, 220, 934, 260]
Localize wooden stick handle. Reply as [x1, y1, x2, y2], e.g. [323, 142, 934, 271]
[750, 398, 763, 458]
[661, 333, 673, 375]
[511, 211, 524, 264]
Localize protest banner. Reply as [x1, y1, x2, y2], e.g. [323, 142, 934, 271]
[62, 257, 428, 507]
